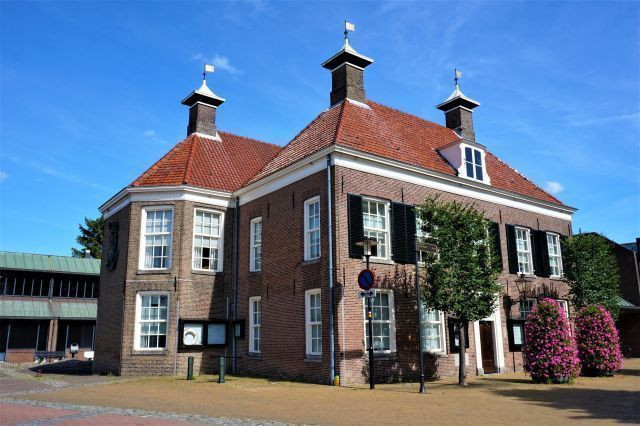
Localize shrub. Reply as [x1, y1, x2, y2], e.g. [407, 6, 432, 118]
[575, 305, 623, 376]
[523, 298, 580, 383]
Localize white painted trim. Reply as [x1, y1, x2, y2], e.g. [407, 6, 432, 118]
[191, 208, 225, 273]
[193, 131, 222, 141]
[361, 289, 397, 354]
[100, 185, 232, 219]
[248, 296, 261, 354]
[305, 288, 322, 356]
[346, 98, 372, 110]
[546, 232, 564, 278]
[361, 197, 392, 261]
[303, 196, 321, 261]
[133, 291, 170, 351]
[188, 100, 219, 110]
[138, 206, 174, 271]
[474, 302, 506, 375]
[333, 147, 575, 220]
[249, 217, 262, 272]
[421, 309, 447, 355]
[473, 321, 483, 374]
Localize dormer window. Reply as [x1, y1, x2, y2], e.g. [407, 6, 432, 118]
[464, 146, 484, 181]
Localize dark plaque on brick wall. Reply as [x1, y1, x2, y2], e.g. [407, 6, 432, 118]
[106, 221, 119, 271]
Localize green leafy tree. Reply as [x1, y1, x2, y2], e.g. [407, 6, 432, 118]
[563, 233, 621, 319]
[71, 216, 104, 259]
[417, 196, 502, 386]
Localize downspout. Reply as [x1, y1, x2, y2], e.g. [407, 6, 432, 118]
[326, 154, 335, 385]
[231, 196, 240, 374]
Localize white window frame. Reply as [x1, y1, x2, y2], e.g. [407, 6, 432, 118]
[304, 196, 321, 261]
[556, 299, 570, 319]
[305, 289, 322, 356]
[249, 296, 261, 354]
[362, 198, 391, 261]
[546, 232, 563, 278]
[421, 309, 447, 354]
[249, 217, 262, 272]
[515, 227, 533, 275]
[192, 208, 224, 272]
[138, 206, 174, 270]
[461, 144, 489, 183]
[362, 289, 396, 353]
[133, 291, 169, 351]
[519, 298, 536, 320]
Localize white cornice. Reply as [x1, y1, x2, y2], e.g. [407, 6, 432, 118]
[100, 185, 233, 219]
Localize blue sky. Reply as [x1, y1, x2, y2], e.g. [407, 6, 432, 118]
[1, 1, 638, 255]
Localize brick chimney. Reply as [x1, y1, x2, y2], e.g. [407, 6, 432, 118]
[321, 39, 373, 107]
[436, 84, 480, 141]
[181, 79, 225, 138]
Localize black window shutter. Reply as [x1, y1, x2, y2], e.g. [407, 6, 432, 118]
[391, 203, 417, 265]
[505, 224, 518, 274]
[537, 231, 550, 277]
[347, 194, 364, 258]
[530, 230, 548, 277]
[488, 221, 503, 272]
[448, 318, 470, 350]
[560, 234, 569, 273]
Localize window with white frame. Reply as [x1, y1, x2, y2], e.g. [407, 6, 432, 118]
[520, 299, 535, 320]
[464, 146, 484, 181]
[364, 290, 396, 352]
[515, 227, 533, 275]
[249, 296, 261, 353]
[304, 197, 320, 261]
[421, 309, 446, 353]
[192, 209, 223, 271]
[250, 218, 262, 272]
[140, 207, 173, 270]
[546, 233, 563, 277]
[305, 289, 322, 355]
[362, 199, 389, 259]
[135, 292, 169, 350]
[556, 299, 569, 319]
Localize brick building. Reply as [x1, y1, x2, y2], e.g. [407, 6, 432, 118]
[1, 251, 100, 363]
[94, 35, 576, 384]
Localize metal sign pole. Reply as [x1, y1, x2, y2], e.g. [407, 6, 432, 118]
[415, 238, 426, 394]
[365, 253, 375, 389]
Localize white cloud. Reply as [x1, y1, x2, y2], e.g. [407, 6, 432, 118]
[143, 129, 156, 137]
[192, 53, 242, 75]
[544, 181, 564, 195]
[568, 112, 640, 127]
[0, 171, 8, 182]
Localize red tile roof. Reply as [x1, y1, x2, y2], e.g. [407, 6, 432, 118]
[132, 100, 562, 206]
[132, 132, 281, 192]
[249, 99, 563, 205]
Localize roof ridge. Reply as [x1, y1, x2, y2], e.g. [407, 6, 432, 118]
[332, 101, 347, 146]
[218, 130, 282, 149]
[486, 151, 563, 205]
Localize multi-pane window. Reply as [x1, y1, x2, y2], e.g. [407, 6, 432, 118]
[192, 209, 223, 271]
[364, 290, 396, 352]
[556, 299, 569, 319]
[136, 293, 169, 350]
[421, 309, 445, 353]
[520, 299, 535, 320]
[141, 208, 173, 269]
[546, 233, 563, 277]
[306, 289, 322, 355]
[464, 146, 484, 181]
[304, 197, 321, 261]
[515, 227, 533, 275]
[250, 218, 262, 272]
[362, 199, 389, 259]
[249, 296, 261, 353]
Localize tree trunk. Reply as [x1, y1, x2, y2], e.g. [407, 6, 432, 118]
[458, 319, 468, 386]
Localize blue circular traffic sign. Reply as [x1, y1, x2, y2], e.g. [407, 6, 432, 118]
[358, 269, 375, 291]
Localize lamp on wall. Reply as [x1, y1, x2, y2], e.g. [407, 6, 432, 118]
[356, 237, 378, 270]
[514, 273, 533, 301]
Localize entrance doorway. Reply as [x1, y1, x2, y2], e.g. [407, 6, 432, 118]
[479, 321, 497, 373]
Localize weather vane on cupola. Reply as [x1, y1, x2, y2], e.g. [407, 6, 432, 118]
[454, 68, 463, 87]
[344, 20, 355, 40]
[202, 63, 215, 82]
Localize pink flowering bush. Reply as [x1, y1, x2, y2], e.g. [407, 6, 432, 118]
[523, 298, 580, 383]
[575, 305, 623, 376]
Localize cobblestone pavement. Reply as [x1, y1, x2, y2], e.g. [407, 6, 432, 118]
[0, 399, 285, 425]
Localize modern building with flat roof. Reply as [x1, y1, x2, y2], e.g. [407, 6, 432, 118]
[0, 251, 100, 363]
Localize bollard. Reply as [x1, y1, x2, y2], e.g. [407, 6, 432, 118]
[218, 356, 225, 383]
[187, 356, 194, 380]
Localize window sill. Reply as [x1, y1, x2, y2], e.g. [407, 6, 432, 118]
[302, 258, 321, 266]
[304, 355, 322, 363]
[192, 270, 225, 276]
[248, 271, 262, 276]
[365, 352, 398, 361]
[136, 269, 172, 275]
[424, 351, 448, 358]
[362, 258, 395, 266]
[247, 352, 262, 359]
[131, 349, 169, 356]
